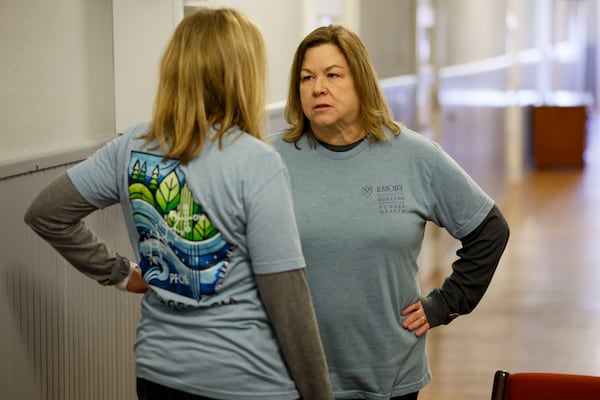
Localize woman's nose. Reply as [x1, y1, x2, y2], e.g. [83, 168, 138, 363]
[313, 77, 327, 95]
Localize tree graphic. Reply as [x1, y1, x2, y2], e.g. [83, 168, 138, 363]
[149, 166, 159, 190]
[131, 160, 140, 181]
[139, 162, 147, 182]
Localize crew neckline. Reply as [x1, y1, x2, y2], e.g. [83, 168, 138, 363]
[316, 136, 365, 152]
[314, 136, 370, 160]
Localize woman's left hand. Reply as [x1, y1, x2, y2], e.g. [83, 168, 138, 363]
[401, 300, 430, 337]
[127, 266, 149, 294]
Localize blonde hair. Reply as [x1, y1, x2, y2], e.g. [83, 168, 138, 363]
[283, 25, 400, 144]
[142, 8, 267, 164]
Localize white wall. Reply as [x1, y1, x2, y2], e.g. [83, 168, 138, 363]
[0, 0, 115, 168]
[0, 0, 309, 178]
[115, 0, 305, 133]
[360, 0, 416, 78]
[183, 0, 306, 107]
[437, 0, 507, 66]
[597, 0, 600, 112]
[113, 0, 182, 133]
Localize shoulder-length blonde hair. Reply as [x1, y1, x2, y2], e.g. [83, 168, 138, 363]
[141, 8, 267, 164]
[283, 25, 400, 144]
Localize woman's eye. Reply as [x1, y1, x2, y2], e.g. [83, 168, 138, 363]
[301, 75, 313, 82]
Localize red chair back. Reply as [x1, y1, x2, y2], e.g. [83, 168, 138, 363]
[492, 370, 600, 400]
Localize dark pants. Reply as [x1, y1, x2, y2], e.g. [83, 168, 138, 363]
[136, 378, 217, 400]
[137, 377, 417, 400]
[392, 393, 419, 400]
[348, 393, 418, 400]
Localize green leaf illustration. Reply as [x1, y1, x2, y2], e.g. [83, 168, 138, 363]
[193, 215, 217, 241]
[166, 210, 178, 227]
[156, 171, 180, 214]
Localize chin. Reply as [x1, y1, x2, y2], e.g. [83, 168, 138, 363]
[310, 116, 338, 128]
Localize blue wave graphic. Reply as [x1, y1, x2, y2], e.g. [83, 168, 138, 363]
[132, 199, 232, 301]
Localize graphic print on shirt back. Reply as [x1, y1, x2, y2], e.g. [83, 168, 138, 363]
[128, 151, 234, 305]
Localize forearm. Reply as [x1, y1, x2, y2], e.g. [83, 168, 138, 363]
[256, 269, 334, 400]
[24, 172, 132, 286]
[422, 204, 510, 327]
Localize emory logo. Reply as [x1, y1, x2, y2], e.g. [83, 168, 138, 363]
[362, 186, 373, 197]
[376, 184, 404, 193]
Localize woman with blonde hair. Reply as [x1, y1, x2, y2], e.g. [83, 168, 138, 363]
[25, 8, 333, 400]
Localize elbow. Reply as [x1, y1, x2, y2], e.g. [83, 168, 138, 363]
[491, 204, 510, 250]
[23, 199, 49, 235]
[23, 202, 39, 229]
[499, 215, 510, 248]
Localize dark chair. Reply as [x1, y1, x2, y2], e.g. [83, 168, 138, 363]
[491, 369, 600, 400]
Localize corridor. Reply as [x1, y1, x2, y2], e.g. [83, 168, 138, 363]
[420, 113, 600, 399]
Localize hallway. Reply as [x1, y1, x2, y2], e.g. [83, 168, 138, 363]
[420, 113, 600, 399]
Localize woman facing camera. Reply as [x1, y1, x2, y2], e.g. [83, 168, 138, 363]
[272, 24, 509, 400]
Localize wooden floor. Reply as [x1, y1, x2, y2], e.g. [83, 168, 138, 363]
[419, 113, 600, 400]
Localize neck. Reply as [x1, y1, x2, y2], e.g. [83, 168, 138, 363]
[312, 125, 366, 145]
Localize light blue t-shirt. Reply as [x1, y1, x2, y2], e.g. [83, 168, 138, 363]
[272, 126, 494, 400]
[69, 122, 305, 399]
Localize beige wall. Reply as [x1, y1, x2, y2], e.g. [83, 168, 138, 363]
[0, 0, 115, 166]
[360, 0, 417, 78]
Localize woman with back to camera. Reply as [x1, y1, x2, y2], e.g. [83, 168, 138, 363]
[271, 24, 510, 400]
[24, 8, 333, 400]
